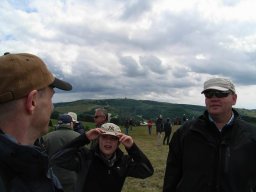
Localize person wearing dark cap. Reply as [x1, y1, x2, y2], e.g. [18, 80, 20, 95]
[51, 122, 154, 192]
[68, 112, 85, 134]
[163, 77, 256, 192]
[0, 52, 72, 192]
[43, 114, 80, 192]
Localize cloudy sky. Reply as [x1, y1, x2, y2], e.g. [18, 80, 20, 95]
[1, 0, 256, 109]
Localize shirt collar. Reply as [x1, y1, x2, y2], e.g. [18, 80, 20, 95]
[0, 130, 18, 143]
[208, 112, 234, 131]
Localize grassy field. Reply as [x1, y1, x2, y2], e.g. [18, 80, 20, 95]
[119, 125, 180, 192]
[50, 113, 256, 191]
[49, 121, 180, 192]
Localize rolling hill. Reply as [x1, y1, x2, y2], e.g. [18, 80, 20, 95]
[52, 98, 256, 125]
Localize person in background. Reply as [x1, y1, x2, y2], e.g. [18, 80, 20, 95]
[0, 52, 72, 192]
[129, 118, 133, 131]
[156, 114, 164, 146]
[94, 108, 109, 127]
[43, 114, 80, 192]
[51, 122, 154, 192]
[182, 114, 187, 124]
[163, 77, 256, 192]
[147, 119, 153, 135]
[163, 118, 172, 145]
[90, 108, 109, 149]
[68, 111, 85, 134]
[124, 118, 130, 135]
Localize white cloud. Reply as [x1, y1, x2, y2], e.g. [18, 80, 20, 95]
[1, 0, 256, 109]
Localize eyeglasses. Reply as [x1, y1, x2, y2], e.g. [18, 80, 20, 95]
[204, 90, 231, 98]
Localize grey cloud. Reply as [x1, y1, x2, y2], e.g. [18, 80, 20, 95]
[172, 66, 190, 79]
[120, 0, 152, 21]
[1, 0, 256, 109]
[121, 11, 212, 52]
[120, 56, 146, 77]
[222, 0, 240, 6]
[139, 55, 166, 74]
[184, 45, 256, 86]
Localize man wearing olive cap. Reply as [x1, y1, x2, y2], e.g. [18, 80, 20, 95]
[0, 52, 72, 192]
[163, 77, 256, 192]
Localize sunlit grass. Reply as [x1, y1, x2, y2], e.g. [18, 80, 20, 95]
[119, 125, 180, 192]
[49, 121, 180, 192]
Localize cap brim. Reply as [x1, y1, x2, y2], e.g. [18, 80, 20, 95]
[50, 78, 72, 91]
[201, 86, 229, 93]
[102, 131, 118, 137]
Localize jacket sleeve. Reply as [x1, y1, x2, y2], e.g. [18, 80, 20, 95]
[125, 143, 154, 179]
[163, 128, 183, 192]
[49, 134, 90, 172]
[0, 176, 7, 192]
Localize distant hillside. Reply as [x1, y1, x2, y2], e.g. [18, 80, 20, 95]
[52, 98, 256, 125]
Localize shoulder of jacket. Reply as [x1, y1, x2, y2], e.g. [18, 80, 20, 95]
[235, 119, 256, 139]
[178, 119, 197, 132]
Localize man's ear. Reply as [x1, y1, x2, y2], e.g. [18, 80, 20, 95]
[25, 90, 38, 114]
[232, 93, 237, 106]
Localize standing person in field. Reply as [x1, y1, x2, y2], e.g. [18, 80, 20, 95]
[68, 112, 85, 134]
[129, 118, 133, 131]
[147, 119, 153, 135]
[156, 114, 164, 145]
[90, 108, 109, 149]
[94, 108, 109, 127]
[0, 52, 72, 192]
[124, 118, 130, 135]
[163, 118, 172, 145]
[182, 114, 187, 124]
[51, 123, 154, 192]
[163, 77, 256, 192]
[43, 114, 80, 192]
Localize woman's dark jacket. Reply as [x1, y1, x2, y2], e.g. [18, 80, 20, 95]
[0, 131, 62, 192]
[51, 134, 154, 192]
[163, 109, 256, 192]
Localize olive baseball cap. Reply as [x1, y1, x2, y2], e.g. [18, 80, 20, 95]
[0, 52, 72, 103]
[201, 77, 236, 93]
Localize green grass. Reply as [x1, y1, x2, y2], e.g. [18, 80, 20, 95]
[49, 121, 180, 192]
[119, 125, 180, 192]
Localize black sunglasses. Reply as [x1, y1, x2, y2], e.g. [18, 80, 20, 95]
[204, 90, 231, 98]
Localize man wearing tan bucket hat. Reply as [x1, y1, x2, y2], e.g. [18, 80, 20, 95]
[0, 52, 72, 192]
[51, 122, 154, 192]
[163, 77, 256, 192]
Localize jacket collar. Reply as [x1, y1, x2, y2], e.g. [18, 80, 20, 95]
[0, 134, 49, 178]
